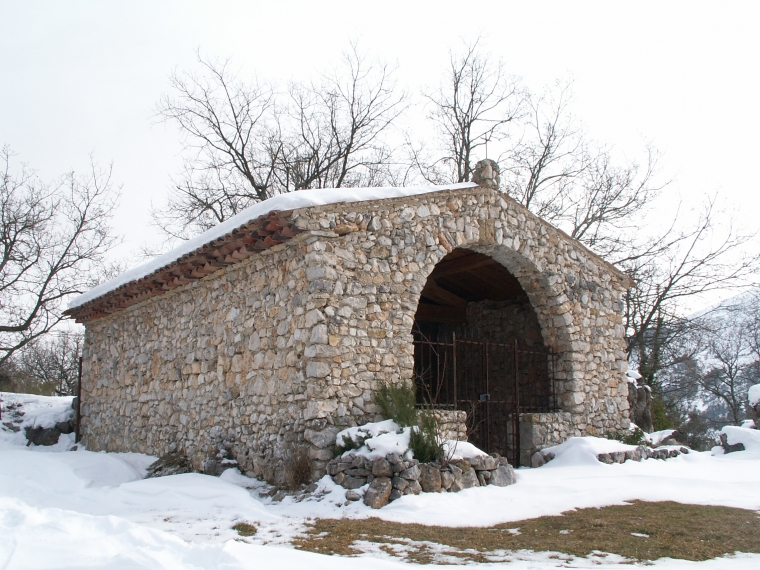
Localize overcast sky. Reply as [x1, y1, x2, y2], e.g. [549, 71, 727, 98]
[1, 0, 758, 282]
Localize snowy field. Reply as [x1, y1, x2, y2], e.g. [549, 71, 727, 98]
[1, 392, 759, 570]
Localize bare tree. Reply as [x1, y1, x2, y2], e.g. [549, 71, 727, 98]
[153, 53, 279, 239]
[153, 46, 406, 241]
[660, 292, 760, 429]
[0, 147, 117, 366]
[418, 43, 663, 259]
[414, 40, 523, 184]
[501, 82, 585, 218]
[500, 82, 665, 259]
[274, 45, 405, 191]
[625, 200, 758, 388]
[16, 330, 83, 396]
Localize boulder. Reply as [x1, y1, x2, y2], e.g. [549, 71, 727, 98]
[364, 477, 392, 509]
[305, 426, 341, 449]
[419, 464, 442, 493]
[406, 480, 422, 495]
[451, 466, 479, 491]
[530, 451, 546, 468]
[489, 464, 516, 487]
[720, 433, 745, 454]
[386, 453, 402, 464]
[345, 490, 362, 501]
[342, 475, 367, 489]
[372, 458, 393, 477]
[389, 489, 403, 502]
[471, 455, 496, 471]
[440, 469, 454, 491]
[146, 451, 192, 478]
[399, 464, 420, 480]
[54, 419, 75, 434]
[597, 453, 613, 464]
[351, 455, 365, 468]
[25, 426, 61, 446]
[610, 451, 626, 464]
[392, 476, 409, 491]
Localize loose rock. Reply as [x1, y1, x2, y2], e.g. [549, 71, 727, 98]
[364, 477, 392, 509]
[419, 464, 442, 493]
[345, 490, 362, 501]
[490, 465, 516, 487]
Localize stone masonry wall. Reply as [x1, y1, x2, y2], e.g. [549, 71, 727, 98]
[80, 186, 630, 482]
[458, 298, 544, 347]
[520, 412, 575, 466]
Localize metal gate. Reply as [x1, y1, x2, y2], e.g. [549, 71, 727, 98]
[413, 328, 556, 466]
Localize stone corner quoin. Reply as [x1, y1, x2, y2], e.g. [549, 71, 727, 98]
[77, 184, 631, 483]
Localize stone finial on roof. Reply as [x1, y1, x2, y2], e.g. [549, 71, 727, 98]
[471, 159, 500, 189]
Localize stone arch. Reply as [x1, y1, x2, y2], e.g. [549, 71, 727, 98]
[412, 247, 547, 348]
[405, 237, 574, 360]
[404, 241, 576, 462]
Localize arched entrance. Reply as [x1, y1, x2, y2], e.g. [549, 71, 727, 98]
[413, 248, 557, 465]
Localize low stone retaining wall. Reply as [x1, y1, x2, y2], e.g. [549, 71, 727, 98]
[327, 452, 516, 508]
[520, 412, 579, 466]
[598, 446, 689, 463]
[531, 445, 690, 467]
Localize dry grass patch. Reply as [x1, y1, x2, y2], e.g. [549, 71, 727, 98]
[232, 522, 257, 537]
[294, 501, 760, 564]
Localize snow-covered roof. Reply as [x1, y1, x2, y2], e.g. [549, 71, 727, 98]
[68, 182, 477, 313]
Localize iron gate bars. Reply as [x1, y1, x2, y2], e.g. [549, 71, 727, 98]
[412, 327, 556, 466]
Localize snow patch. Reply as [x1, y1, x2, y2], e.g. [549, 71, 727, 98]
[69, 182, 477, 309]
[3, 396, 760, 569]
[0, 392, 75, 448]
[541, 437, 638, 467]
[441, 440, 488, 460]
[626, 369, 642, 381]
[647, 429, 676, 447]
[721, 426, 760, 456]
[748, 384, 760, 407]
[336, 420, 412, 459]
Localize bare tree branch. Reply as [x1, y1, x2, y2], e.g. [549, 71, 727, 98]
[0, 147, 118, 365]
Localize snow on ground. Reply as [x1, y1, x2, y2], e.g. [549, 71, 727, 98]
[647, 429, 677, 447]
[721, 426, 760, 456]
[749, 384, 760, 408]
[0, 391, 75, 448]
[1, 393, 759, 569]
[69, 182, 477, 309]
[335, 420, 487, 462]
[336, 419, 413, 459]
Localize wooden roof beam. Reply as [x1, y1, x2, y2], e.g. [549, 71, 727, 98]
[420, 280, 468, 308]
[414, 303, 467, 324]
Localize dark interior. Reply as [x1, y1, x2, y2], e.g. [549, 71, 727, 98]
[414, 249, 528, 326]
[412, 248, 554, 464]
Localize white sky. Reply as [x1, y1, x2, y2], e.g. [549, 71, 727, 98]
[1, 0, 758, 300]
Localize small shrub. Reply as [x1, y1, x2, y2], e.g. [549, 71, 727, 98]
[334, 431, 372, 455]
[232, 522, 257, 537]
[374, 379, 444, 463]
[409, 410, 443, 463]
[282, 445, 312, 490]
[376, 382, 417, 427]
[622, 426, 647, 446]
[651, 396, 673, 431]
[334, 434, 357, 455]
